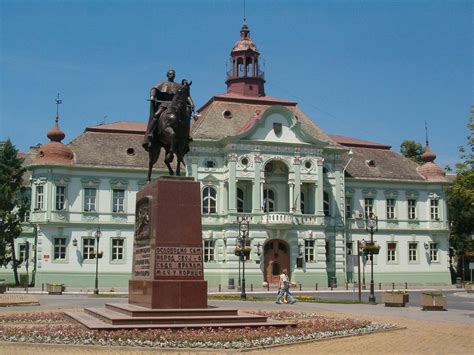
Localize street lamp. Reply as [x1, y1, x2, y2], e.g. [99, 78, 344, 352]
[238, 216, 249, 300]
[365, 213, 378, 304]
[94, 226, 102, 295]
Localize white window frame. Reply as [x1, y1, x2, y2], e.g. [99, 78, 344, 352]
[84, 188, 97, 212]
[305, 239, 316, 262]
[35, 185, 44, 211]
[387, 242, 397, 263]
[429, 242, 439, 262]
[112, 189, 125, 213]
[203, 240, 215, 262]
[53, 237, 67, 261]
[263, 188, 275, 212]
[430, 199, 439, 220]
[386, 199, 396, 220]
[55, 186, 66, 211]
[111, 238, 125, 262]
[364, 198, 374, 218]
[202, 186, 217, 214]
[408, 242, 418, 263]
[407, 199, 417, 220]
[82, 237, 96, 260]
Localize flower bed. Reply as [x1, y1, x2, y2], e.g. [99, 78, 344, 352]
[0, 310, 398, 349]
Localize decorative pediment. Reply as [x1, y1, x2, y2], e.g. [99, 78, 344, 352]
[384, 189, 399, 198]
[345, 188, 355, 196]
[32, 176, 48, 185]
[201, 174, 220, 183]
[362, 188, 377, 198]
[52, 175, 70, 186]
[110, 178, 129, 189]
[405, 190, 419, 199]
[81, 177, 100, 188]
[428, 192, 441, 200]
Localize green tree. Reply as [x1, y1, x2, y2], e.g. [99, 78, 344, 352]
[400, 140, 423, 163]
[0, 140, 28, 285]
[447, 113, 474, 281]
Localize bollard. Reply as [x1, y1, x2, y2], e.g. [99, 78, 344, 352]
[405, 282, 408, 289]
[267, 283, 270, 291]
[42, 283, 44, 292]
[218, 284, 221, 292]
[299, 283, 302, 291]
[346, 282, 348, 290]
[316, 283, 318, 291]
[251, 284, 253, 292]
[379, 282, 381, 290]
[392, 282, 395, 290]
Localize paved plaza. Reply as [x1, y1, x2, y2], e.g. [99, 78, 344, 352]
[0, 287, 472, 354]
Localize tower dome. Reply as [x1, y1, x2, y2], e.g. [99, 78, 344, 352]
[225, 19, 265, 97]
[35, 97, 74, 165]
[417, 144, 446, 181]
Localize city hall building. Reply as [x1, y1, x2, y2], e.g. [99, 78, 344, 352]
[8, 22, 451, 289]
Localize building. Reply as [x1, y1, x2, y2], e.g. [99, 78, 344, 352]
[4, 21, 452, 288]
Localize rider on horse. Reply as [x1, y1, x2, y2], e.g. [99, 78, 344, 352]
[143, 69, 194, 152]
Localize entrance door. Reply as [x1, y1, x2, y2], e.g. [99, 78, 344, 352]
[264, 239, 290, 284]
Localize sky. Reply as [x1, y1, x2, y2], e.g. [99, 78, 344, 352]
[1, 0, 472, 169]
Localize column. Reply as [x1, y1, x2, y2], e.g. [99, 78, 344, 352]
[252, 156, 262, 213]
[315, 158, 325, 216]
[289, 182, 294, 212]
[228, 154, 237, 213]
[294, 159, 302, 214]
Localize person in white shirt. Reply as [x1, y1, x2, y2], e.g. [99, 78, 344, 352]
[275, 269, 296, 304]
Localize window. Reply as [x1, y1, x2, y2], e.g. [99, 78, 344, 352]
[325, 241, 330, 262]
[237, 188, 244, 213]
[408, 242, 418, 262]
[364, 198, 373, 218]
[300, 192, 305, 214]
[111, 239, 125, 261]
[262, 189, 274, 212]
[430, 199, 439, 220]
[346, 242, 353, 255]
[203, 240, 215, 262]
[305, 240, 315, 262]
[54, 237, 67, 260]
[112, 189, 125, 213]
[386, 199, 395, 220]
[387, 242, 397, 262]
[55, 186, 66, 211]
[408, 199, 417, 220]
[84, 188, 97, 212]
[35, 186, 44, 210]
[202, 186, 217, 214]
[82, 238, 95, 260]
[429, 243, 438, 262]
[18, 243, 26, 264]
[345, 197, 352, 218]
[323, 191, 330, 216]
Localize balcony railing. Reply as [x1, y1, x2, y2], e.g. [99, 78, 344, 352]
[261, 212, 294, 226]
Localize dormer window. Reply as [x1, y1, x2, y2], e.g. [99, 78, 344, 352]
[206, 160, 216, 168]
[366, 160, 376, 167]
[222, 110, 233, 119]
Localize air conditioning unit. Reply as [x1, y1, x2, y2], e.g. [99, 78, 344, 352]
[352, 210, 363, 219]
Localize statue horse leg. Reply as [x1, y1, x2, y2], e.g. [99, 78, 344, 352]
[147, 143, 161, 182]
[162, 126, 176, 163]
[163, 145, 174, 175]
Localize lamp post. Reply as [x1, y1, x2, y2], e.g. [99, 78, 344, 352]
[365, 213, 378, 304]
[94, 226, 102, 295]
[238, 216, 249, 300]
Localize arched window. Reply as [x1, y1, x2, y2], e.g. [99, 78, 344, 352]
[300, 192, 305, 214]
[323, 191, 330, 216]
[262, 189, 275, 212]
[237, 188, 244, 213]
[202, 186, 217, 214]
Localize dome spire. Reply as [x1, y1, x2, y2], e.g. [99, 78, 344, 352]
[47, 93, 66, 143]
[421, 120, 436, 163]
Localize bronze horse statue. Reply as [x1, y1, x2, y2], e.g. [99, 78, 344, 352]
[146, 80, 192, 181]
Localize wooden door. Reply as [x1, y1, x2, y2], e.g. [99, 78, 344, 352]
[263, 239, 290, 284]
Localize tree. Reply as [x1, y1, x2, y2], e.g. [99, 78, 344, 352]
[0, 140, 28, 285]
[400, 140, 423, 164]
[447, 112, 474, 281]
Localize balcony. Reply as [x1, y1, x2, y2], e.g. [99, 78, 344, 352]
[261, 212, 294, 228]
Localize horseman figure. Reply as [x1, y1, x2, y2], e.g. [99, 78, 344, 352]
[143, 69, 195, 181]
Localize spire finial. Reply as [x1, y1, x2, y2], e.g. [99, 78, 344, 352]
[243, 0, 246, 22]
[424, 120, 429, 147]
[55, 93, 62, 124]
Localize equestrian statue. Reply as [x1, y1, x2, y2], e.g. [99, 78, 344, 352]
[143, 69, 195, 181]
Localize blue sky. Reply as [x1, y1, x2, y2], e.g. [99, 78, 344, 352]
[1, 0, 472, 169]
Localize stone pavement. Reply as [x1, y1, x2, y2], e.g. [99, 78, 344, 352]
[0, 293, 39, 306]
[0, 292, 473, 354]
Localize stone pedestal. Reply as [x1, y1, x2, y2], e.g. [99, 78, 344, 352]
[129, 177, 207, 309]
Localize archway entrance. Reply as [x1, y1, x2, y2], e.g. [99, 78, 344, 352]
[263, 239, 290, 284]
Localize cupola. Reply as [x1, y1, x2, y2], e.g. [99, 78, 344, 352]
[35, 95, 74, 165]
[225, 19, 265, 97]
[417, 143, 446, 181]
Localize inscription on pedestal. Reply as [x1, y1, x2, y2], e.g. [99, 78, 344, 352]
[133, 245, 151, 278]
[155, 246, 203, 277]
